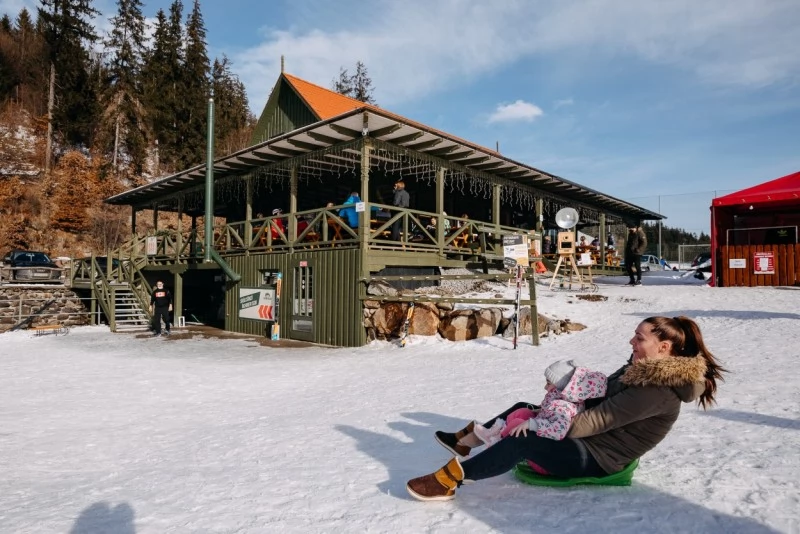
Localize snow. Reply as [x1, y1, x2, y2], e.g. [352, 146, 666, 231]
[1, 271, 799, 533]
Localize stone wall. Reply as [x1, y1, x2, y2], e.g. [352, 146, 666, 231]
[0, 287, 91, 332]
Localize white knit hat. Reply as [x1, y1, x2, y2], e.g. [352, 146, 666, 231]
[545, 359, 577, 391]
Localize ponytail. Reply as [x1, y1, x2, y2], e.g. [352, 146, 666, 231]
[644, 316, 727, 409]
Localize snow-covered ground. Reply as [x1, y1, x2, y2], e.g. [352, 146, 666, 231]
[1, 271, 799, 533]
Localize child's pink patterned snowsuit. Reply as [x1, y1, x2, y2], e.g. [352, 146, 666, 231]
[501, 366, 607, 474]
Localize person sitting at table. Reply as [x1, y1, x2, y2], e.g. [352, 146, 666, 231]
[591, 237, 600, 247]
[339, 192, 360, 228]
[579, 235, 588, 249]
[270, 208, 286, 240]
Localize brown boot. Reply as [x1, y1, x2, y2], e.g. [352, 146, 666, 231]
[435, 421, 478, 457]
[407, 457, 464, 501]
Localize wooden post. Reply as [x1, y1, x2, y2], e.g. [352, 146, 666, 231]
[535, 198, 543, 233]
[529, 272, 539, 346]
[245, 176, 253, 248]
[173, 270, 183, 327]
[176, 200, 183, 256]
[359, 139, 371, 249]
[131, 208, 137, 235]
[599, 213, 606, 267]
[492, 184, 501, 230]
[289, 166, 298, 253]
[152, 206, 158, 231]
[436, 167, 445, 256]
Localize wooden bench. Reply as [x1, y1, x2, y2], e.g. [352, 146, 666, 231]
[30, 324, 69, 336]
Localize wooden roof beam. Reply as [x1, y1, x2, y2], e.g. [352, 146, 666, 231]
[406, 138, 443, 151]
[387, 131, 424, 144]
[457, 156, 490, 166]
[329, 123, 363, 138]
[425, 145, 462, 157]
[471, 161, 506, 171]
[369, 123, 402, 137]
[287, 138, 326, 151]
[446, 149, 475, 160]
[269, 145, 305, 156]
[306, 130, 346, 144]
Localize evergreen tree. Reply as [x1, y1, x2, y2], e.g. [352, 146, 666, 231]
[351, 61, 376, 104]
[1, 14, 11, 32]
[0, 8, 48, 114]
[332, 66, 352, 97]
[100, 0, 148, 174]
[38, 0, 101, 148]
[331, 61, 376, 104]
[176, 0, 210, 168]
[211, 55, 252, 156]
[141, 3, 184, 173]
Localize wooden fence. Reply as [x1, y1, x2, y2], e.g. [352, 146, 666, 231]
[720, 244, 800, 287]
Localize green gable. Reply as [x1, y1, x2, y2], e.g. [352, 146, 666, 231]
[250, 77, 320, 145]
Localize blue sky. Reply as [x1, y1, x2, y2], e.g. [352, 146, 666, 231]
[3, 0, 799, 236]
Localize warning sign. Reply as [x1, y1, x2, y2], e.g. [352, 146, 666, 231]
[239, 287, 276, 321]
[753, 251, 775, 275]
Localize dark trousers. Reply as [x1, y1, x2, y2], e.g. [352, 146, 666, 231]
[391, 219, 402, 241]
[460, 402, 606, 481]
[153, 306, 170, 333]
[625, 254, 642, 282]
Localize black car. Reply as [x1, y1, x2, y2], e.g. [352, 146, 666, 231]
[0, 250, 63, 283]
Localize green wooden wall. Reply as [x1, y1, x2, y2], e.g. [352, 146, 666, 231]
[250, 78, 319, 145]
[225, 248, 366, 347]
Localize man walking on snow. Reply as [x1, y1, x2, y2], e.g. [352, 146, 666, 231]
[624, 224, 647, 286]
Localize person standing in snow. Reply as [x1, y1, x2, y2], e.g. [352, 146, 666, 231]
[407, 315, 726, 501]
[624, 224, 648, 286]
[150, 280, 172, 337]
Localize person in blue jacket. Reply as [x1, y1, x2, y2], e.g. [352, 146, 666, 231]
[339, 192, 361, 228]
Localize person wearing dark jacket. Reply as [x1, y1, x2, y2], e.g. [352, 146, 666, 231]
[391, 181, 410, 241]
[624, 225, 648, 286]
[406, 315, 726, 501]
[150, 280, 173, 336]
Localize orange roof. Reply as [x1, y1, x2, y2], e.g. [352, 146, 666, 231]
[283, 73, 377, 120]
[282, 72, 501, 156]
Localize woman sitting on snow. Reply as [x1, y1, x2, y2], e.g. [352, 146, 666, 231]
[407, 316, 726, 501]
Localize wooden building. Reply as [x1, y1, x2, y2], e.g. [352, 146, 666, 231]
[711, 170, 800, 287]
[92, 72, 662, 346]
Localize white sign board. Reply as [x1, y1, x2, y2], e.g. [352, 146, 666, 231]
[355, 202, 366, 213]
[145, 236, 158, 256]
[238, 287, 277, 321]
[729, 258, 746, 269]
[502, 234, 529, 267]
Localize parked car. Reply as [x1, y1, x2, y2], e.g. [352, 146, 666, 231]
[0, 250, 63, 283]
[691, 252, 712, 268]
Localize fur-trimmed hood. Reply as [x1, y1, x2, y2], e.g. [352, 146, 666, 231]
[621, 355, 707, 402]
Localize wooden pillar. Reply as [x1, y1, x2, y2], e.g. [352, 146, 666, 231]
[131, 207, 137, 235]
[598, 213, 607, 267]
[289, 166, 298, 252]
[152, 206, 158, 231]
[359, 139, 372, 253]
[535, 198, 543, 233]
[191, 215, 198, 256]
[436, 167, 445, 255]
[176, 200, 183, 255]
[173, 270, 183, 325]
[245, 176, 253, 248]
[492, 184, 501, 229]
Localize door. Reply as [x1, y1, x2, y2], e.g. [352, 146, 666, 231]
[289, 261, 314, 341]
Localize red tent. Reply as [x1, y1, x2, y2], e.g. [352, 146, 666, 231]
[711, 171, 800, 286]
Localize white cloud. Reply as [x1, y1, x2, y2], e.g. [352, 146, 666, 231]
[488, 100, 544, 123]
[230, 0, 800, 112]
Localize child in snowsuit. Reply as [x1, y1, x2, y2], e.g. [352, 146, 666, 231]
[473, 359, 607, 473]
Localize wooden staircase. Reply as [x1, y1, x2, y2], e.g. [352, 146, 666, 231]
[109, 283, 151, 332]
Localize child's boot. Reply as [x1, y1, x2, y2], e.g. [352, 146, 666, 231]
[473, 419, 506, 446]
[435, 421, 479, 457]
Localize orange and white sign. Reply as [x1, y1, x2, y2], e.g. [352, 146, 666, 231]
[239, 287, 277, 321]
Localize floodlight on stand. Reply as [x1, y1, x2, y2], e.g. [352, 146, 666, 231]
[555, 207, 579, 255]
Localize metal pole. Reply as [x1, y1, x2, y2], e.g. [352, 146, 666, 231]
[657, 195, 662, 260]
[204, 96, 215, 263]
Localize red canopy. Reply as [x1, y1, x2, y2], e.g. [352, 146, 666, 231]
[713, 171, 800, 208]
